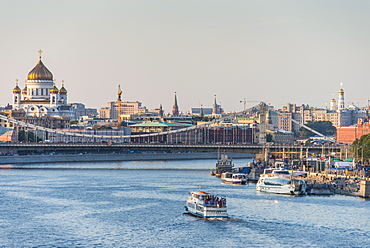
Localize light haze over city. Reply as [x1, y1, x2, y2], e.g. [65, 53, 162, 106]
[1, 0, 369, 113]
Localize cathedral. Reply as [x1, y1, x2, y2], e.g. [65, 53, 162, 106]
[12, 50, 73, 118]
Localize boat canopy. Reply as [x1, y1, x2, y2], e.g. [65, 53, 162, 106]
[334, 162, 353, 168]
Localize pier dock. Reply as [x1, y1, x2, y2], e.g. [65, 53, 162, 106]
[304, 172, 370, 198]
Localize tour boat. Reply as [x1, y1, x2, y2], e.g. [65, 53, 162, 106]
[221, 172, 248, 185]
[184, 191, 228, 218]
[256, 169, 307, 195]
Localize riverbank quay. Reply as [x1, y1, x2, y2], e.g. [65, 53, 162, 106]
[305, 172, 370, 198]
[0, 151, 253, 165]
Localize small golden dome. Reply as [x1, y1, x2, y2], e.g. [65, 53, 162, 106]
[59, 86, 67, 94]
[13, 85, 21, 94]
[50, 85, 59, 94]
[59, 81, 67, 94]
[22, 86, 27, 95]
[28, 59, 53, 80]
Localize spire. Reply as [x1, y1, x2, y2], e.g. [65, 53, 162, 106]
[38, 49, 43, 60]
[174, 92, 178, 106]
[338, 82, 345, 110]
[200, 104, 204, 117]
[117, 84, 122, 102]
[159, 104, 163, 117]
[212, 95, 218, 115]
[172, 92, 179, 117]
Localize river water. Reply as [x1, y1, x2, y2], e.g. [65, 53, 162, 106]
[1, 159, 370, 247]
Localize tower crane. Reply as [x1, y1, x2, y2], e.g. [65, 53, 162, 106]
[240, 98, 259, 111]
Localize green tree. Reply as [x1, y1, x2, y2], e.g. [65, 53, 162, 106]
[27, 131, 37, 142]
[18, 130, 26, 142]
[18, 130, 40, 142]
[299, 121, 336, 138]
[352, 133, 370, 163]
[266, 133, 273, 142]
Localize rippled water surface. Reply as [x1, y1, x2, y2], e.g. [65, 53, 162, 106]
[1, 159, 370, 247]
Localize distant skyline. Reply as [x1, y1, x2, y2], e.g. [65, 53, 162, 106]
[1, 1, 369, 113]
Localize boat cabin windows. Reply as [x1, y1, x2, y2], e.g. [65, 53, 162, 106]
[234, 174, 247, 179]
[272, 170, 290, 175]
[263, 178, 305, 186]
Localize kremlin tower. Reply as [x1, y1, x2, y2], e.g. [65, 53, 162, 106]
[337, 83, 345, 110]
[330, 94, 337, 111]
[172, 92, 179, 117]
[212, 95, 218, 115]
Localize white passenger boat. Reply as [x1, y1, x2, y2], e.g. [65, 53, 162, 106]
[185, 191, 228, 218]
[221, 172, 248, 185]
[256, 169, 307, 195]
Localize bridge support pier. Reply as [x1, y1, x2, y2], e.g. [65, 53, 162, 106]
[358, 180, 370, 198]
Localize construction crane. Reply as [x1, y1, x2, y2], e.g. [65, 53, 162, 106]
[348, 98, 370, 108]
[240, 98, 259, 111]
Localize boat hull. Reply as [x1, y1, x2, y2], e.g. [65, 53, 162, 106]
[220, 173, 248, 185]
[221, 179, 247, 185]
[185, 201, 228, 218]
[256, 177, 307, 195]
[256, 184, 302, 195]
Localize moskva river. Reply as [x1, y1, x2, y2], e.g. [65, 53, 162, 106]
[1, 159, 370, 247]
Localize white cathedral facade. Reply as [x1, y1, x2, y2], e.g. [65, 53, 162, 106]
[12, 51, 73, 118]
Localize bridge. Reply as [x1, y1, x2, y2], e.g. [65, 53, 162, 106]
[0, 102, 347, 161]
[0, 142, 345, 160]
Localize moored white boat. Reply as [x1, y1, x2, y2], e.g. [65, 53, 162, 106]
[185, 191, 228, 218]
[256, 169, 307, 195]
[221, 172, 248, 185]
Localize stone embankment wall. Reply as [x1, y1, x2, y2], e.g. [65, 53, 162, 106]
[305, 172, 370, 198]
[0, 152, 253, 165]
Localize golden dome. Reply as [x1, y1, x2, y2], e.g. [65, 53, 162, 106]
[27, 59, 53, 80]
[50, 85, 59, 94]
[22, 86, 27, 95]
[59, 81, 67, 94]
[12, 85, 21, 94]
[59, 86, 67, 95]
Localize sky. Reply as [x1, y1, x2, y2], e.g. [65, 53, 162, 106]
[0, 0, 369, 114]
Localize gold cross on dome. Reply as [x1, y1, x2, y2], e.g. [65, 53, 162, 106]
[38, 49, 43, 59]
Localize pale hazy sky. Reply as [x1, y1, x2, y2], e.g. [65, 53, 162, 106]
[1, 0, 369, 113]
